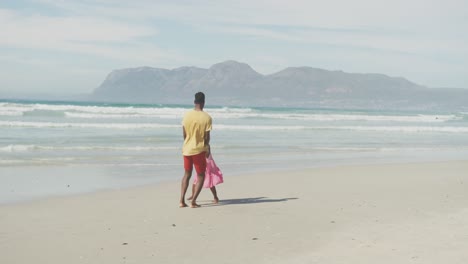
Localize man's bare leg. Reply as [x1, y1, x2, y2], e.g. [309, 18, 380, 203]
[190, 173, 205, 208]
[187, 184, 195, 200]
[179, 170, 192, 207]
[210, 186, 219, 203]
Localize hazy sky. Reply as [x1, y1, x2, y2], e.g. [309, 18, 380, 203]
[1, 0, 467, 95]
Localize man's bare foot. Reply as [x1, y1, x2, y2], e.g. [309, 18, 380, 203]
[187, 196, 193, 200]
[213, 197, 219, 204]
[179, 202, 188, 208]
[190, 203, 201, 208]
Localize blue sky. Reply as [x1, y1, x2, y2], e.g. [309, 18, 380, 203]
[1, 0, 467, 95]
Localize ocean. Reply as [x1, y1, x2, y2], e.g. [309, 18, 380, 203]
[1, 99, 468, 203]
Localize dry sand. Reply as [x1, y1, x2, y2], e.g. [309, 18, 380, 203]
[1, 161, 468, 264]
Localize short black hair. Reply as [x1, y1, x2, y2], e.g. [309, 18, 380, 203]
[194, 92, 205, 104]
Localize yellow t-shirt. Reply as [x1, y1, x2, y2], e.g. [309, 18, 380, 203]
[182, 110, 212, 156]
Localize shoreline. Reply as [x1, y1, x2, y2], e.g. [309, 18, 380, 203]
[1, 155, 466, 206]
[1, 160, 468, 263]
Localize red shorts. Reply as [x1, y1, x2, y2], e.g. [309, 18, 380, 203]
[183, 152, 206, 175]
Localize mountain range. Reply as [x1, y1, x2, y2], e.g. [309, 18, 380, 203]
[92, 60, 468, 110]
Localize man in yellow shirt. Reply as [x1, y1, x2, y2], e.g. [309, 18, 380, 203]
[180, 92, 212, 208]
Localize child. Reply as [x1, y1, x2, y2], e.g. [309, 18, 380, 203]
[187, 150, 223, 204]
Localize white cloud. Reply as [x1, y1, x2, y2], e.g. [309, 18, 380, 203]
[0, 7, 196, 68]
[1, 9, 154, 49]
[1, 0, 467, 93]
[17, 1, 468, 55]
[32, 0, 467, 29]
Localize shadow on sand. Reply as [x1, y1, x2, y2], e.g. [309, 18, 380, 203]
[202, 197, 298, 207]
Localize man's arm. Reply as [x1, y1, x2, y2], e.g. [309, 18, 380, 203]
[204, 131, 211, 156]
[182, 126, 186, 140]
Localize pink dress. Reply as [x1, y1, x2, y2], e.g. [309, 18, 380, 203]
[193, 154, 224, 188]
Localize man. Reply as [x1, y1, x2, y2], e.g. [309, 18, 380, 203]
[180, 92, 212, 208]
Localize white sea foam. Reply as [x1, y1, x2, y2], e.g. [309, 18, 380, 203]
[0, 144, 178, 152]
[299, 146, 468, 152]
[2, 120, 467, 133]
[210, 112, 460, 122]
[0, 102, 189, 118]
[0, 159, 30, 165]
[0, 157, 91, 166]
[0, 121, 179, 129]
[64, 112, 139, 119]
[1, 102, 461, 123]
[2, 100, 468, 203]
[215, 124, 307, 130]
[216, 124, 468, 133]
[0, 110, 23, 116]
[315, 125, 468, 133]
[0, 145, 39, 152]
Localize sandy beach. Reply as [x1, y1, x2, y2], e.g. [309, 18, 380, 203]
[1, 160, 467, 264]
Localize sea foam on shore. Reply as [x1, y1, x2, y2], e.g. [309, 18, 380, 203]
[1, 99, 468, 203]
